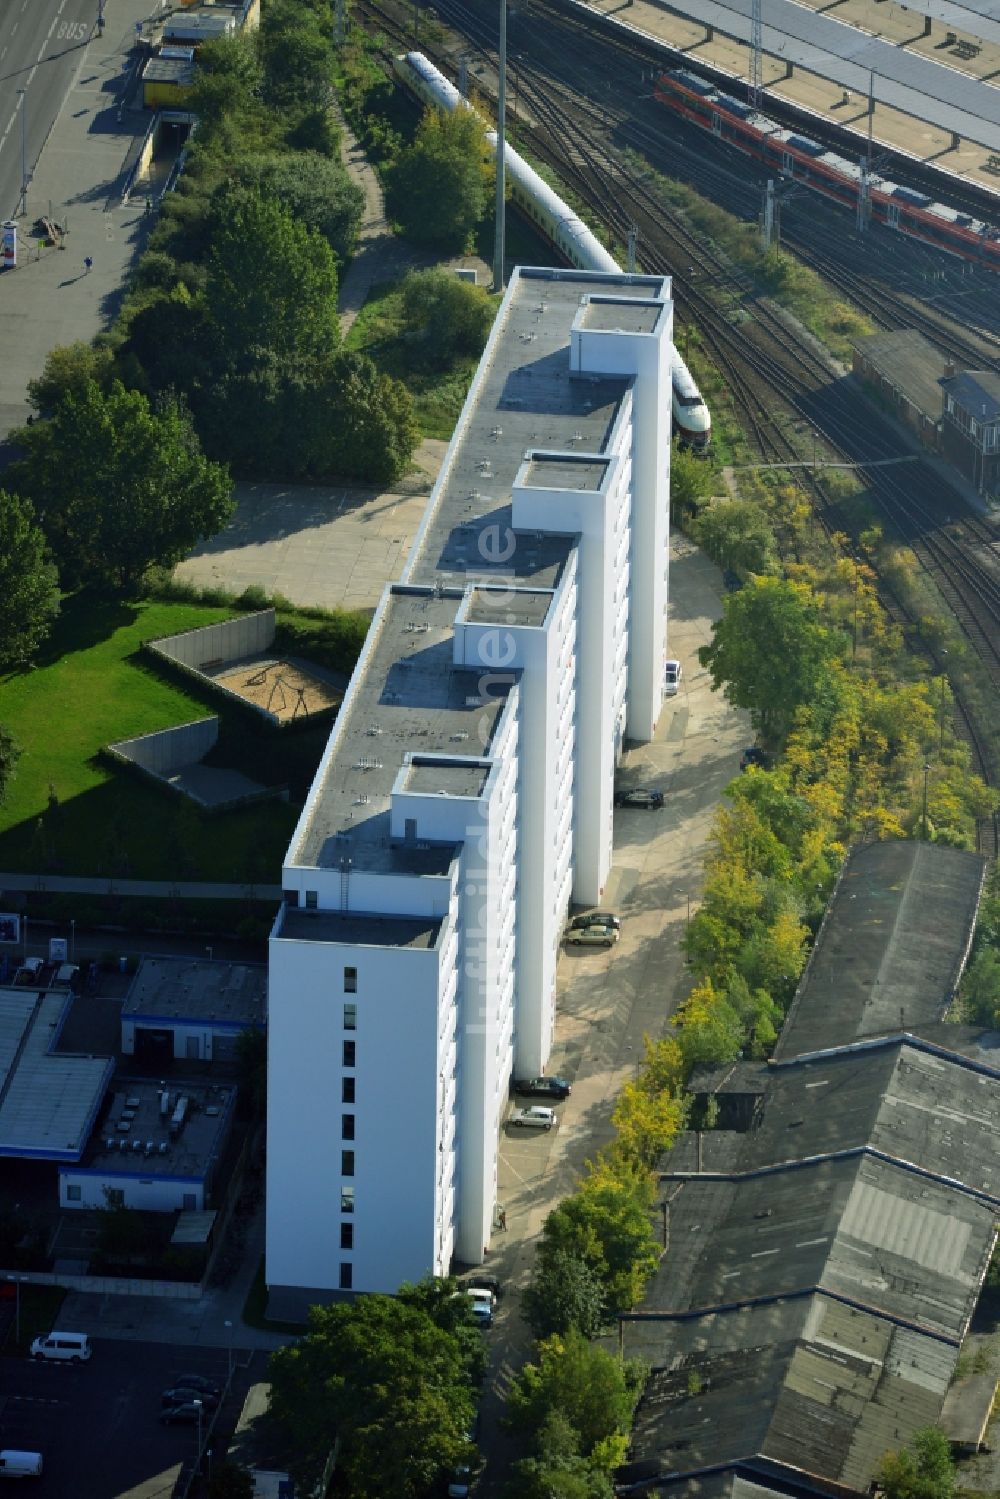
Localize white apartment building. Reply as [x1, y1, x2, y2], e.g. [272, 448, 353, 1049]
[266, 267, 674, 1313]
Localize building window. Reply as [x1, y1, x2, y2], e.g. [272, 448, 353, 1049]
[339, 1262, 353, 1290]
[343, 1002, 357, 1031]
[341, 1184, 355, 1213]
[342, 1114, 355, 1141]
[305, 890, 318, 909]
[342, 1077, 355, 1104]
[343, 1040, 356, 1068]
[342, 1150, 355, 1176]
[66, 1184, 81, 1202]
[344, 966, 357, 994]
[107, 1188, 125, 1208]
[340, 1223, 353, 1250]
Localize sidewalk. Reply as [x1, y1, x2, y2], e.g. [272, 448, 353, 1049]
[0, 0, 158, 441]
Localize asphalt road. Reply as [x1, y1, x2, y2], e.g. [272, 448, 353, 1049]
[0, 0, 100, 222]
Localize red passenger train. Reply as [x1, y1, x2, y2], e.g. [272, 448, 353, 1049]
[655, 69, 1000, 273]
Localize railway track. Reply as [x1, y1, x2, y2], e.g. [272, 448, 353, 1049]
[354, 0, 1000, 855]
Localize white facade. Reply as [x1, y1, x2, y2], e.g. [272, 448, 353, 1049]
[267, 268, 674, 1309]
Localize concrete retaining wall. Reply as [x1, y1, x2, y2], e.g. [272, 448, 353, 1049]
[150, 609, 275, 671]
[108, 717, 218, 776]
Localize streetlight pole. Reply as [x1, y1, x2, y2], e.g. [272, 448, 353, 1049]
[922, 762, 930, 840]
[17, 90, 28, 218]
[224, 1318, 233, 1383]
[492, 0, 507, 294]
[194, 1398, 203, 1470]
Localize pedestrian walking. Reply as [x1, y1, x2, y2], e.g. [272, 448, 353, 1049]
[84, 255, 93, 274]
[498, 1208, 507, 1232]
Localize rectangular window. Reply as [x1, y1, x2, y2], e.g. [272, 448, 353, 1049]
[340, 1223, 353, 1250]
[341, 1184, 355, 1213]
[343, 1002, 357, 1031]
[342, 1076, 355, 1104]
[107, 1188, 125, 1208]
[343, 1040, 356, 1068]
[66, 1184, 81, 1202]
[342, 1150, 355, 1177]
[344, 966, 357, 993]
[342, 1114, 355, 1141]
[339, 1262, 353, 1290]
[305, 890, 318, 909]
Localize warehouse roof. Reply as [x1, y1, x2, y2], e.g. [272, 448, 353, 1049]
[854, 329, 950, 423]
[123, 956, 266, 1030]
[0, 989, 113, 1162]
[774, 841, 985, 1061]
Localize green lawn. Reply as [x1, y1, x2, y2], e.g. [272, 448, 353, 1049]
[0, 595, 299, 882]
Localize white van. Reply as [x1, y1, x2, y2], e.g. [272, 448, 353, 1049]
[29, 1330, 91, 1363]
[0, 1449, 43, 1477]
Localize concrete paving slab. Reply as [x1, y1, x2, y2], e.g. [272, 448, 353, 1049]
[174, 452, 445, 611]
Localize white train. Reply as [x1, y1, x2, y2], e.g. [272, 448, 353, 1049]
[394, 50, 712, 447]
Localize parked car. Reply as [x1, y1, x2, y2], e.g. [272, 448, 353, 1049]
[448, 1453, 485, 1498]
[514, 1075, 572, 1099]
[463, 1289, 494, 1327]
[168, 1374, 220, 1398]
[569, 912, 621, 932]
[162, 1387, 219, 1410]
[663, 659, 682, 695]
[466, 1275, 502, 1304]
[613, 787, 664, 809]
[510, 1106, 556, 1131]
[160, 1402, 207, 1425]
[566, 923, 619, 948]
[740, 745, 775, 772]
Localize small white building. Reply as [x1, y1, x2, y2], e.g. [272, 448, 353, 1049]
[59, 1079, 236, 1213]
[267, 266, 675, 1311]
[121, 956, 266, 1063]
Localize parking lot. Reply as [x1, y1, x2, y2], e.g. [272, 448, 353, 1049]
[0, 1341, 266, 1498]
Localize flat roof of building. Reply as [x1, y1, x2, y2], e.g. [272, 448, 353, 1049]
[123, 956, 266, 1030]
[278, 908, 442, 949]
[855, 328, 950, 422]
[522, 453, 611, 492]
[143, 56, 195, 84]
[465, 584, 553, 629]
[942, 368, 1000, 419]
[774, 841, 985, 1060]
[288, 267, 670, 876]
[401, 758, 491, 798]
[0, 989, 113, 1161]
[80, 1079, 234, 1180]
[579, 296, 665, 333]
[405, 267, 669, 590]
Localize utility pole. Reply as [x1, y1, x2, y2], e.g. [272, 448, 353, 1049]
[17, 89, 28, 217]
[334, 0, 345, 46]
[750, 0, 763, 111]
[761, 179, 777, 250]
[626, 223, 638, 272]
[493, 0, 507, 294]
[458, 55, 468, 98]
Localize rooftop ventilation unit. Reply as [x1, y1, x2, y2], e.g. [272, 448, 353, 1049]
[169, 1096, 189, 1135]
[159, 1142, 168, 1155]
[160, 1091, 171, 1117]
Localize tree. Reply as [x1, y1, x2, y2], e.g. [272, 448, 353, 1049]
[522, 1247, 605, 1340]
[204, 189, 339, 371]
[0, 727, 18, 806]
[693, 498, 777, 578]
[97, 1192, 147, 1263]
[670, 442, 715, 523]
[387, 107, 490, 248]
[962, 948, 1000, 1026]
[26, 339, 114, 415]
[0, 490, 60, 667]
[540, 1157, 660, 1315]
[267, 1282, 482, 1498]
[260, 2, 334, 109]
[698, 576, 843, 742]
[242, 153, 363, 264]
[11, 381, 233, 590]
[207, 1463, 254, 1499]
[400, 269, 495, 366]
[875, 1427, 955, 1499]
[505, 1329, 643, 1465]
[506, 1411, 616, 1499]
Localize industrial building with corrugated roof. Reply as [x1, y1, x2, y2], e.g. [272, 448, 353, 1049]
[623, 842, 992, 1497]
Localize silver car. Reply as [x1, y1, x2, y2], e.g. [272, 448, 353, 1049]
[566, 923, 619, 948]
[511, 1106, 556, 1130]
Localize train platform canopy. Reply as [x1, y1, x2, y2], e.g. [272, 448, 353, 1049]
[773, 840, 986, 1060]
[853, 328, 952, 424]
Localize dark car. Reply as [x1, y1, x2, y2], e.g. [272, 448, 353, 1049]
[514, 1075, 572, 1100]
[169, 1374, 220, 1397]
[162, 1386, 220, 1410]
[740, 746, 775, 772]
[466, 1275, 502, 1305]
[160, 1402, 208, 1425]
[569, 911, 621, 931]
[614, 787, 664, 809]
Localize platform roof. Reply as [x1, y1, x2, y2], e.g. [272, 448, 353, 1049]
[774, 841, 985, 1061]
[854, 328, 950, 422]
[663, 0, 1000, 150]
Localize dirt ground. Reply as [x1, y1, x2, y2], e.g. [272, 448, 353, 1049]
[214, 657, 343, 723]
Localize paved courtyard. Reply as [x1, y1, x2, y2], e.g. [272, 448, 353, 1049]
[173, 443, 445, 612]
